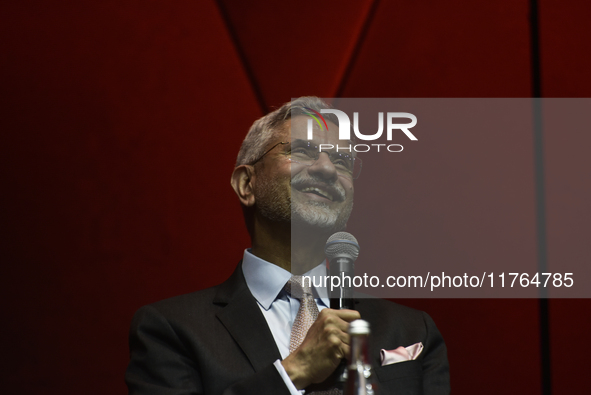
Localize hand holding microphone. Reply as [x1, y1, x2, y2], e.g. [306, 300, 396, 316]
[282, 232, 362, 389]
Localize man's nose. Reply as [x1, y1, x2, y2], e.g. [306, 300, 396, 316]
[307, 152, 338, 181]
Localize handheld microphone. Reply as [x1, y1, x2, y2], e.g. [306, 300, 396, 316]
[322, 232, 360, 390]
[325, 232, 360, 310]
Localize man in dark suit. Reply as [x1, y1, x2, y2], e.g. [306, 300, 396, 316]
[126, 97, 450, 394]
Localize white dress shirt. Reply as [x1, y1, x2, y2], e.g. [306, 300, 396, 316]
[242, 249, 330, 395]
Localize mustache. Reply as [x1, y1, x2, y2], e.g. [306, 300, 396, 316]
[290, 173, 346, 202]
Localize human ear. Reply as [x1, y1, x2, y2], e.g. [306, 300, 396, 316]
[230, 165, 256, 207]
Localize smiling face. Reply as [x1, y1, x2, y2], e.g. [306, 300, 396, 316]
[253, 115, 354, 233]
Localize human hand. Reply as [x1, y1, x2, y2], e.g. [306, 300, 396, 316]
[281, 308, 361, 390]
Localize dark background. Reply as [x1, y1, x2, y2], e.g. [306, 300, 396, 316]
[1, 1, 590, 394]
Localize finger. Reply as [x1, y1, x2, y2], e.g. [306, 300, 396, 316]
[318, 308, 360, 322]
[319, 312, 354, 335]
[340, 332, 352, 346]
[340, 343, 350, 359]
[326, 331, 350, 360]
[333, 309, 361, 322]
[324, 325, 350, 346]
[331, 317, 354, 335]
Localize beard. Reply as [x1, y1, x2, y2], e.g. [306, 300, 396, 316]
[291, 198, 353, 232]
[254, 171, 353, 233]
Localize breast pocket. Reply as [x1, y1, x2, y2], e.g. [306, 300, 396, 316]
[373, 360, 423, 394]
[374, 359, 422, 382]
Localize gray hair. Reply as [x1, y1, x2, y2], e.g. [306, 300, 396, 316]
[235, 97, 337, 166]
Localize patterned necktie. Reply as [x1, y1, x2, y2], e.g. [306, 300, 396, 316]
[286, 275, 319, 353]
[286, 276, 342, 395]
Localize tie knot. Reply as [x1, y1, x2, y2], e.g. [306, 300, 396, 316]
[285, 275, 314, 299]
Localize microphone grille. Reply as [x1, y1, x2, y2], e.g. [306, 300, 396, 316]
[325, 232, 360, 261]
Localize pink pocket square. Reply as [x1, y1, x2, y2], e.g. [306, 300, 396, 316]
[380, 342, 424, 366]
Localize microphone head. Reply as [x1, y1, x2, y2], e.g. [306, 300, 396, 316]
[325, 232, 360, 261]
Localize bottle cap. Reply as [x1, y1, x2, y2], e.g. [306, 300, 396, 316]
[348, 319, 370, 335]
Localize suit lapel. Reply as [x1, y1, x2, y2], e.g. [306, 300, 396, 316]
[214, 263, 282, 372]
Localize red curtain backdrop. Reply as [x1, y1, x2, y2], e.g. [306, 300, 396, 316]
[1, 1, 589, 394]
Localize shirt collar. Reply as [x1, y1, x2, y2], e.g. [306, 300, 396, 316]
[242, 249, 330, 310]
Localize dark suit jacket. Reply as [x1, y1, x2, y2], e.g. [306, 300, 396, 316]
[126, 263, 450, 395]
